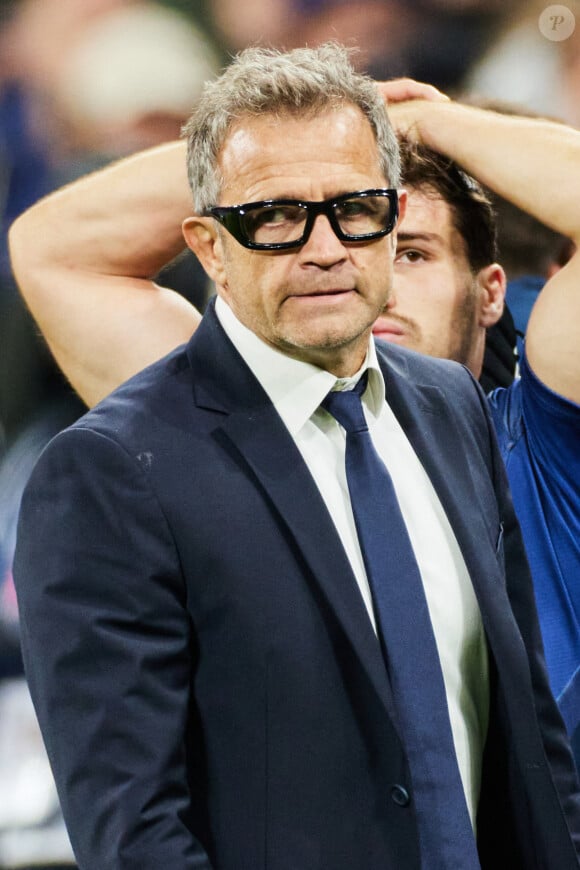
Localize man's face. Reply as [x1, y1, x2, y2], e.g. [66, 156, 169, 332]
[373, 187, 481, 370]
[186, 105, 402, 376]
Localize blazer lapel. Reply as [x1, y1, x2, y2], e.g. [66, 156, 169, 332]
[186, 304, 396, 720]
[378, 350, 553, 773]
[377, 346, 514, 630]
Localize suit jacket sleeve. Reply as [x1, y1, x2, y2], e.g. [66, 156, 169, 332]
[14, 426, 212, 869]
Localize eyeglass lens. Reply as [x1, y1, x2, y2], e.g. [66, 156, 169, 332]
[242, 194, 394, 245]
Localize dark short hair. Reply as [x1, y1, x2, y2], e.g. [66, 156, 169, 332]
[398, 136, 497, 272]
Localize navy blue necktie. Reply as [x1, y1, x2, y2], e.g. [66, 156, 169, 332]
[322, 375, 480, 869]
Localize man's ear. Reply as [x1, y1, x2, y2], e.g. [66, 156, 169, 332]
[476, 263, 506, 328]
[182, 216, 227, 286]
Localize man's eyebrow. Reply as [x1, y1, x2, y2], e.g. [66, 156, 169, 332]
[396, 231, 444, 245]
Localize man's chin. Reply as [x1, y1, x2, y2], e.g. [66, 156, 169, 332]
[280, 310, 374, 349]
[276, 323, 373, 369]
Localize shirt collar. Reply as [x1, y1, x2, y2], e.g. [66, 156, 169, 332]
[215, 295, 385, 436]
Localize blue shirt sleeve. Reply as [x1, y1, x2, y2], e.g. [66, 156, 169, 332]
[488, 353, 580, 733]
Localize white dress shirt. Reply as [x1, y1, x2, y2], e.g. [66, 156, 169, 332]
[215, 295, 489, 827]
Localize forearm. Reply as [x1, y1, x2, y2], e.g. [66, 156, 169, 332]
[388, 99, 580, 245]
[386, 95, 580, 400]
[9, 140, 191, 280]
[8, 140, 200, 406]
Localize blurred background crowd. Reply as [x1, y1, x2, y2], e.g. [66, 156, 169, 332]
[0, 0, 578, 865]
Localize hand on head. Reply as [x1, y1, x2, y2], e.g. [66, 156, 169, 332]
[376, 77, 449, 141]
[376, 78, 449, 106]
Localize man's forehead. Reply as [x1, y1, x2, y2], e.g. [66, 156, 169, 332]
[217, 105, 386, 203]
[401, 188, 453, 236]
[401, 187, 470, 260]
[223, 101, 367, 136]
[219, 104, 374, 160]
[405, 185, 452, 215]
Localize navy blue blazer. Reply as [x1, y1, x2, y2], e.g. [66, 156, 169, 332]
[14, 301, 580, 869]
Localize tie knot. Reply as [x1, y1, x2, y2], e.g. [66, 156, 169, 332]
[322, 374, 368, 434]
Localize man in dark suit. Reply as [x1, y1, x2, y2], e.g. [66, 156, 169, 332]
[12, 43, 580, 869]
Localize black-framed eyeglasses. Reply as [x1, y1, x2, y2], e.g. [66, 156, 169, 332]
[203, 189, 399, 251]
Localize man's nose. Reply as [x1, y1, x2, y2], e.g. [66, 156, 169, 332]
[300, 214, 347, 264]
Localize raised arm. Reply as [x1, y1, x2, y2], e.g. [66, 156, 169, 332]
[8, 77, 452, 409]
[382, 90, 580, 403]
[8, 141, 200, 407]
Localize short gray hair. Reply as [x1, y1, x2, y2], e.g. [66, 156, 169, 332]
[182, 42, 400, 213]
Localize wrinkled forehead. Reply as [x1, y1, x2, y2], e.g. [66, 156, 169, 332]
[217, 105, 386, 203]
[219, 103, 378, 161]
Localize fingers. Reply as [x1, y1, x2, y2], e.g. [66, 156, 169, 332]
[376, 78, 450, 105]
